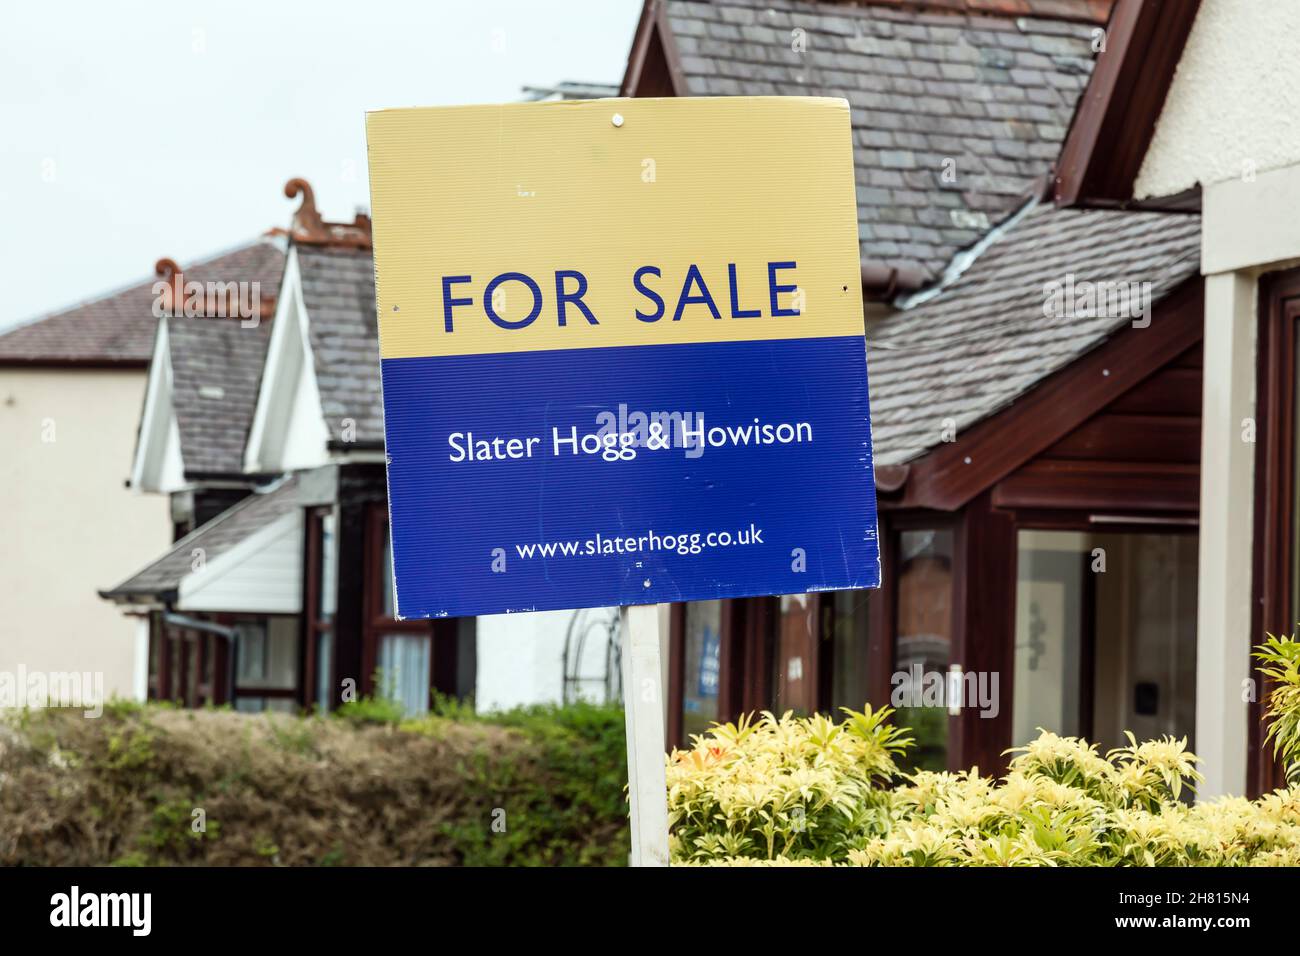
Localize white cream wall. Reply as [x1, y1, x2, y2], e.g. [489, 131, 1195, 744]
[0, 368, 172, 699]
[475, 607, 620, 712]
[1134, 0, 1300, 200]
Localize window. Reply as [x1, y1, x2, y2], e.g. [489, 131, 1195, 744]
[235, 619, 298, 689]
[362, 506, 467, 718]
[829, 590, 872, 714]
[148, 613, 163, 699]
[771, 596, 815, 715]
[233, 617, 300, 712]
[894, 528, 953, 772]
[305, 507, 337, 712]
[377, 634, 433, 717]
[681, 600, 722, 738]
[1014, 532, 1087, 743]
[320, 511, 338, 621]
[1014, 530, 1198, 752]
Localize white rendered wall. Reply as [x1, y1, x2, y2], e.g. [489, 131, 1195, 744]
[1135, 0, 1300, 199]
[475, 607, 619, 712]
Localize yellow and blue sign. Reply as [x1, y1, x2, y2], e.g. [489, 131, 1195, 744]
[366, 96, 879, 618]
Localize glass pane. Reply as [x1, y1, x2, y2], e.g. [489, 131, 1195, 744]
[378, 634, 432, 717]
[1014, 531, 1087, 745]
[149, 624, 160, 688]
[319, 511, 338, 623]
[773, 596, 814, 715]
[235, 622, 268, 684]
[1013, 530, 1198, 754]
[186, 640, 199, 705]
[1091, 533, 1198, 751]
[681, 601, 722, 738]
[265, 617, 299, 688]
[168, 635, 180, 701]
[894, 529, 953, 773]
[201, 635, 215, 685]
[316, 631, 333, 713]
[234, 618, 298, 690]
[831, 590, 871, 713]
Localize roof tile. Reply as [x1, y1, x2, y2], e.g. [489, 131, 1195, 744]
[663, 0, 1100, 281]
[0, 240, 284, 365]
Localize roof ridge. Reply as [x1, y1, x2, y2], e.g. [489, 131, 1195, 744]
[690, 0, 1112, 27]
[1, 234, 282, 338]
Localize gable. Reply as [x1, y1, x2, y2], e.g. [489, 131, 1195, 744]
[296, 247, 384, 448]
[892, 275, 1204, 510]
[992, 343, 1201, 513]
[243, 248, 331, 473]
[168, 317, 271, 477]
[178, 507, 304, 614]
[130, 321, 186, 493]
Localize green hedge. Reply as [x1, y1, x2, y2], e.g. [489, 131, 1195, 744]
[0, 699, 629, 866]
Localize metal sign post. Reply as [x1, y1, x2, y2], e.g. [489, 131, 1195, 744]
[619, 603, 670, 867]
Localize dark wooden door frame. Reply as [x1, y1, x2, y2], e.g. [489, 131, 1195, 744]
[1249, 267, 1300, 795]
[951, 492, 1015, 775]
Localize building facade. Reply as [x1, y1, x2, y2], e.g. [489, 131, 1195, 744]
[623, 0, 1287, 798]
[0, 241, 282, 702]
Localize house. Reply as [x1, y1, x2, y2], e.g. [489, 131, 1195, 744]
[0, 239, 282, 703]
[102, 178, 618, 715]
[616, 0, 1277, 791]
[1048, 0, 1300, 798]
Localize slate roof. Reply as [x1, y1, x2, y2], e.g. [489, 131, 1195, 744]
[867, 201, 1202, 466]
[661, 0, 1101, 281]
[0, 239, 285, 365]
[100, 474, 301, 601]
[296, 247, 385, 446]
[167, 317, 271, 475]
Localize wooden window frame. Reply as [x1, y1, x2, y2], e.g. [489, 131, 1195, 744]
[361, 504, 442, 702]
[302, 506, 335, 710]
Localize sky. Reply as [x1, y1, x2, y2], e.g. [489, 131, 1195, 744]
[0, 0, 644, 328]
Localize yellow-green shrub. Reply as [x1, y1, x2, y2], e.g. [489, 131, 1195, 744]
[666, 706, 909, 862]
[1256, 634, 1300, 784]
[670, 638, 1300, 867]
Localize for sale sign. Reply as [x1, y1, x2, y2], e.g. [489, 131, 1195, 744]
[366, 96, 879, 618]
